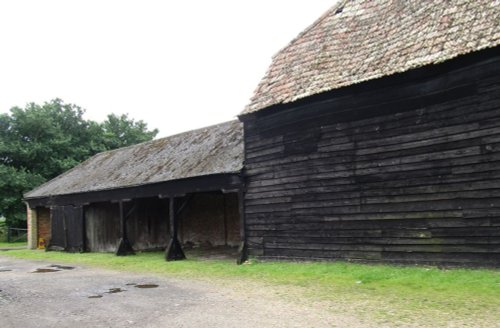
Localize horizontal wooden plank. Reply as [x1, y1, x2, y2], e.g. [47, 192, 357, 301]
[247, 217, 497, 232]
[260, 248, 500, 265]
[263, 242, 500, 253]
[246, 210, 465, 224]
[248, 227, 500, 239]
[247, 178, 500, 205]
[379, 251, 500, 264]
[262, 236, 500, 246]
[246, 195, 500, 215]
[246, 186, 500, 208]
[263, 248, 383, 261]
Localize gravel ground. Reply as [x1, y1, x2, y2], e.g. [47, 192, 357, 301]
[0, 256, 362, 328]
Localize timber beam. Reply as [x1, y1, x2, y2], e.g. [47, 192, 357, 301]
[116, 201, 135, 256]
[236, 183, 248, 265]
[165, 197, 186, 261]
[25, 173, 242, 208]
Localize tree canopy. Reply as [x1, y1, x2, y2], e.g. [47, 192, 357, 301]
[0, 99, 158, 226]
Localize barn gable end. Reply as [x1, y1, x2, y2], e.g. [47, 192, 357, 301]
[240, 0, 500, 267]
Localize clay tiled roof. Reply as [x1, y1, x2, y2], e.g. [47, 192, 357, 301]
[25, 120, 243, 198]
[242, 0, 500, 114]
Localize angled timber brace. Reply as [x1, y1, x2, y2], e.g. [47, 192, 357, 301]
[236, 186, 248, 265]
[116, 200, 136, 256]
[165, 195, 192, 261]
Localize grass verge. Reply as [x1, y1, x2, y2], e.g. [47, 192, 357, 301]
[2, 249, 499, 326]
[0, 241, 27, 248]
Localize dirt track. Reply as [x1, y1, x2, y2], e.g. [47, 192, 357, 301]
[0, 256, 359, 328]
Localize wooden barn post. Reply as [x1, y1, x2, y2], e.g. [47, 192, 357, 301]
[236, 187, 248, 264]
[26, 203, 38, 249]
[165, 196, 186, 261]
[116, 201, 135, 256]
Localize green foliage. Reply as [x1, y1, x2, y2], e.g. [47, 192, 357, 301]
[0, 165, 45, 226]
[100, 113, 158, 149]
[0, 217, 6, 241]
[0, 99, 158, 226]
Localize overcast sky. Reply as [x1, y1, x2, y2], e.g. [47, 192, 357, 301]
[0, 1, 334, 137]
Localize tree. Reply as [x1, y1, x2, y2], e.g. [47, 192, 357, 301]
[100, 113, 158, 149]
[0, 99, 158, 227]
[0, 166, 45, 225]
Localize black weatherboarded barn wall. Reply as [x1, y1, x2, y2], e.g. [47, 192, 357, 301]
[239, 0, 500, 267]
[241, 50, 500, 266]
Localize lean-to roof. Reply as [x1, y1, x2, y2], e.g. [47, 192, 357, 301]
[25, 120, 243, 199]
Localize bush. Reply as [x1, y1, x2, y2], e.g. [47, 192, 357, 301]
[0, 218, 7, 242]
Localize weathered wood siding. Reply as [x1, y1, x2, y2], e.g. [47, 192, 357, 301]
[242, 51, 500, 266]
[49, 205, 84, 252]
[179, 192, 240, 247]
[85, 202, 121, 252]
[85, 192, 240, 252]
[127, 198, 170, 250]
[85, 200, 169, 252]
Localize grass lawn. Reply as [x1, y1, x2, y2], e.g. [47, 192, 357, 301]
[2, 249, 499, 326]
[0, 241, 27, 248]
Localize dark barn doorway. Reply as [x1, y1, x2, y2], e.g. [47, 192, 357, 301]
[85, 198, 169, 252]
[48, 205, 84, 252]
[179, 191, 240, 259]
[83, 191, 241, 259]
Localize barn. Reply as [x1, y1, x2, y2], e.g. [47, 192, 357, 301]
[239, 1, 500, 266]
[24, 120, 248, 262]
